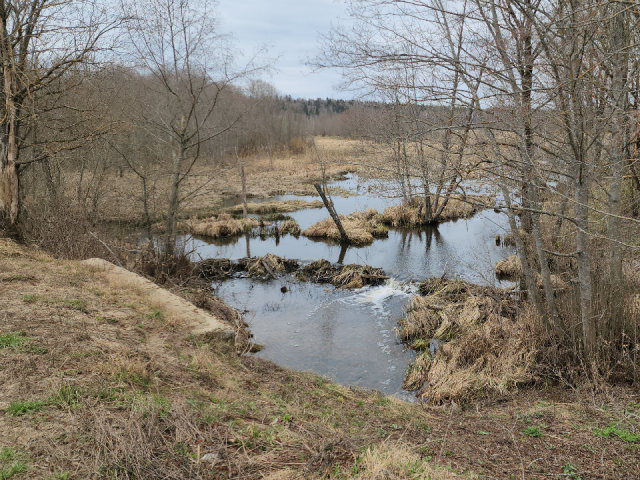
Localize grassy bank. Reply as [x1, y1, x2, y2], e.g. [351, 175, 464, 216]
[1, 239, 639, 479]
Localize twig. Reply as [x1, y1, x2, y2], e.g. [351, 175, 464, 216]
[89, 232, 124, 268]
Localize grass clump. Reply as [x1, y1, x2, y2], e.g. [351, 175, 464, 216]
[238, 254, 299, 279]
[6, 399, 50, 416]
[302, 209, 388, 245]
[21, 294, 39, 303]
[593, 423, 640, 443]
[183, 213, 259, 238]
[0, 447, 27, 480]
[495, 255, 522, 278]
[278, 219, 301, 235]
[296, 259, 388, 289]
[522, 426, 544, 438]
[0, 332, 28, 349]
[381, 195, 486, 227]
[398, 278, 530, 403]
[6, 385, 84, 416]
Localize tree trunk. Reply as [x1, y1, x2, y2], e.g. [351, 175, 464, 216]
[165, 145, 184, 253]
[241, 164, 248, 219]
[0, 60, 20, 224]
[424, 194, 433, 223]
[532, 209, 563, 336]
[313, 182, 348, 242]
[500, 181, 546, 323]
[575, 169, 595, 355]
[607, 1, 627, 340]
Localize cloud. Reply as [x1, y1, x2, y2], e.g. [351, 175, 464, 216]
[217, 0, 349, 98]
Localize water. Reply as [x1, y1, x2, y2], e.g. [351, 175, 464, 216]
[218, 278, 417, 400]
[183, 174, 514, 398]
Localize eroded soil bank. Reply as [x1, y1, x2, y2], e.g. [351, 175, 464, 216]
[1, 239, 639, 479]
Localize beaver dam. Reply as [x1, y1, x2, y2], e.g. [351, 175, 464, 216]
[176, 174, 515, 397]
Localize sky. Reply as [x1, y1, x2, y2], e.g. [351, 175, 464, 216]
[217, 0, 349, 100]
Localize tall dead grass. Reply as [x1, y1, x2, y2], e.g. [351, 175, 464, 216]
[399, 278, 538, 402]
[302, 209, 388, 245]
[184, 213, 259, 238]
[381, 195, 486, 227]
[223, 199, 323, 215]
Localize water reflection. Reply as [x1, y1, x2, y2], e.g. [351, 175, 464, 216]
[191, 174, 514, 397]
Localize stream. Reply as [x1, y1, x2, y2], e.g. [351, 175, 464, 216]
[181, 174, 514, 399]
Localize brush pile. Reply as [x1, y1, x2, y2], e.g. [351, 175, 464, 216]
[183, 214, 259, 238]
[224, 199, 323, 215]
[197, 258, 241, 278]
[302, 209, 388, 245]
[238, 254, 299, 279]
[296, 259, 388, 289]
[399, 278, 538, 403]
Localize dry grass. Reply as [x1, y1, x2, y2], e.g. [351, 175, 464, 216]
[93, 136, 362, 223]
[183, 214, 259, 238]
[302, 209, 388, 245]
[398, 278, 535, 403]
[495, 255, 522, 277]
[278, 219, 301, 235]
[381, 196, 489, 227]
[238, 254, 299, 279]
[2, 238, 640, 479]
[224, 199, 323, 215]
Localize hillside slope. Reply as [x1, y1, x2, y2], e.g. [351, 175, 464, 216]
[0, 239, 638, 479]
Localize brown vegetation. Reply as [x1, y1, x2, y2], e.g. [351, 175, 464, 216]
[302, 209, 388, 245]
[183, 214, 259, 238]
[2, 239, 639, 479]
[399, 278, 534, 402]
[238, 254, 299, 279]
[278, 219, 301, 235]
[296, 259, 388, 289]
[223, 199, 323, 215]
[495, 255, 522, 277]
[381, 195, 490, 227]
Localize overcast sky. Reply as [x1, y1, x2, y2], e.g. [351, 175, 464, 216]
[217, 0, 348, 100]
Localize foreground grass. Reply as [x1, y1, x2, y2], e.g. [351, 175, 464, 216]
[1, 238, 639, 479]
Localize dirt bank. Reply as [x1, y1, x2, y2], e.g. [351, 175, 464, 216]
[1, 239, 638, 479]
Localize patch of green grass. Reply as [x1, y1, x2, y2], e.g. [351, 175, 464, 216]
[415, 421, 432, 433]
[67, 299, 88, 312]
[21, 294, 39, 303]
[593, 423, 640, 443]
[6, 399, 50, 416]
[7, 385, 84, 416]
[0, 333, 27, 349]
[51, 385, 83, 408]
[522, 426, 544, 438]
[0, 447, 27, 479]
[562, 463, 582, 479]
[146, 309, 164, 321]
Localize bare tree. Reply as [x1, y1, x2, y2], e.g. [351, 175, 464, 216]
[121, 0, 270, 249]
[0, 0, 120, 225]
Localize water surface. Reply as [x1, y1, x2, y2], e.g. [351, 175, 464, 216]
[186, 174, 514, 397]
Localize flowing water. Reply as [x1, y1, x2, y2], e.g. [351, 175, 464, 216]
[181, 174, 514, 399]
